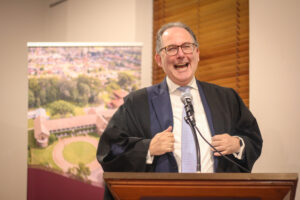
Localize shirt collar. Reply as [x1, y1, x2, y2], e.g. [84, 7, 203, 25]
[166, 76, 197, 93]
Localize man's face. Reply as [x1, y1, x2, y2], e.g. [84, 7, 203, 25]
[155, 27, 200, 86]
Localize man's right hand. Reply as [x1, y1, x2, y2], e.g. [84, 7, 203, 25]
[149, 126, 174, 156]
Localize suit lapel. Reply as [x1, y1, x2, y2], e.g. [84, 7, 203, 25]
[196, 81, 215, 137]
[149, 80, 173, 133]
[196, 80, 219, 172]
[147, 80, 177, 172]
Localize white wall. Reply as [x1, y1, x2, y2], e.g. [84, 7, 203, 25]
[0, 1, 47, 200]
[250, 0, 300, 199]
[0, 0, 152, 199]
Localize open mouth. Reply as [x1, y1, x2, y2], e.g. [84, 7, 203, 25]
[174, 63, 189, 69]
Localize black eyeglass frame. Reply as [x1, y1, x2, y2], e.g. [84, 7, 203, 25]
[158, 42, 198, 56]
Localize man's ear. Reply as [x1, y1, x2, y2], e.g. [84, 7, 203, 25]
[196, 47, 200, 62]
[155, 53, 162, 67]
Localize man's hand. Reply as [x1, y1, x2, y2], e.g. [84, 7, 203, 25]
[211, 134, 240, 156]
[149, 126, 174, 156]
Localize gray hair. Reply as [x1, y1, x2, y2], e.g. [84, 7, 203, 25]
[155, 22, 199, 54]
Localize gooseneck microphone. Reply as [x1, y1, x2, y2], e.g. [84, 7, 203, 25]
[181, 91, 250, 173]
[181, 93, 196, 126]
[181, 92, 201, 172]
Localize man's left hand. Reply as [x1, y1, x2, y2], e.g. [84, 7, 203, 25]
[211, 134, 240, 156]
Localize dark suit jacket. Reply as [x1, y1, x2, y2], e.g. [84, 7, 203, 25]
[97, 79, 262, 173]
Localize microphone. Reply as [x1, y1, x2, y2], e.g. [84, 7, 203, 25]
[180, 92, 196, 126]
[180, 90, 250, 173]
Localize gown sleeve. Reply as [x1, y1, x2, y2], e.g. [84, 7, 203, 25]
[201, 82, 263, 172]
[96, 89, 153, 172]
[229, 88, 263, 171]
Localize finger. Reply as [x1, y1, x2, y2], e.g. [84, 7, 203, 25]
[211, 140, 222, 148]
[164, 131, 175, 139]
[214, 151, 223, 156]
[170, 136, 175, 142]
[164, 126, 173, 133]
[161, 132, 174, 141]
[169, 142, 175, 148]
[166, 146, 174, 152]
[212, 133, 229, 141]
[165, 131, 174, 137]
[211, 135, 222, 142]
[213, 148, 229, 156]
[213, 145, 226, 152]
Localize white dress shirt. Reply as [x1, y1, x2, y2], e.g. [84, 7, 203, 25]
[167, 77, 214, 173]
[146, 77, 245, 172]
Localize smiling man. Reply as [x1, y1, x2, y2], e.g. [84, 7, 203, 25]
[155, 26, 199, 87]
[97, 22, 262, 199]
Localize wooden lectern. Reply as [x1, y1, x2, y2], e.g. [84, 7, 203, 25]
[103, 173, 298, 200]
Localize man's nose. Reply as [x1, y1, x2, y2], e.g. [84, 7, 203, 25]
[177, 47, 185, 57]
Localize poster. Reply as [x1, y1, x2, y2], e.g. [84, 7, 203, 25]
[27, 42, 142, 200]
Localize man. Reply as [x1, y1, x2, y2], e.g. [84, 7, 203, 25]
[97, 21, 262, 179]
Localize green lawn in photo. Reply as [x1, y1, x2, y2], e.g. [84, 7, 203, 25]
[63, 141, 96, 165]
[30, 141, 61, 171]
[28, 126, 60, 171]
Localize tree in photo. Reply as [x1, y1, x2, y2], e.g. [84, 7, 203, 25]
[48, 100, 75, 118]
[67, 162, 91, 182]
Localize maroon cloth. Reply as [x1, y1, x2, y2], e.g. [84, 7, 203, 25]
[27, 167, 104, 200]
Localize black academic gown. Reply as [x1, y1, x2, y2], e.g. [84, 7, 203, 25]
[96, 80, 263, 199]
[97, 79, 262, 172]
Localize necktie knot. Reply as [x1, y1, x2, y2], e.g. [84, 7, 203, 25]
[178, 86, 190, 94]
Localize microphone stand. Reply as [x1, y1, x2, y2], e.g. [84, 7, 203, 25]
[184, 115, 201, 173]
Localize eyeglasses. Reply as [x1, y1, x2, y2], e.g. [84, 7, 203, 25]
[159, 42, 197, 56]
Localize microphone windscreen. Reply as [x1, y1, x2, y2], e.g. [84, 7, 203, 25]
[181, 92, 193, 104]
